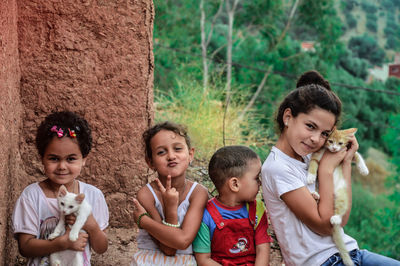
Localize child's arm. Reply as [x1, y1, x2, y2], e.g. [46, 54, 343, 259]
[194, 253, 221, 266]
[17, 229, 88, 257]
[255, 243, 270, 266]
[135, 184, 178, 255]
[133, 183, 208, 250]
[81, 214, 108, 254]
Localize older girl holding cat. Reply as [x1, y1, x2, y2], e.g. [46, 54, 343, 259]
[261, 70, 400, 266]
[12, 111, 109, 265]
[131, 121, 209, 265]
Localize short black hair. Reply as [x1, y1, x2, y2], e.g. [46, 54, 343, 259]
[143, 121, 191, 161]
[208, 145, 259, 190]
[36, 111, 92, 158]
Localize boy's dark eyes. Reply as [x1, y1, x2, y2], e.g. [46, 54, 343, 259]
[306, 123, 315, 129]
[67, 157, 77, 161]
[49, 157, 59, 161]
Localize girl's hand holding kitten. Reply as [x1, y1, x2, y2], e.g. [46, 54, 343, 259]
[343, 135, 359, 164]
[59, 226, 88, 251]
[319, 149, 347, 175]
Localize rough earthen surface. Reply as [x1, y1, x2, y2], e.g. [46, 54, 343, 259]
[2, 0, 154, 264]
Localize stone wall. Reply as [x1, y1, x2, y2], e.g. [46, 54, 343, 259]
[1, 0, 154, 264]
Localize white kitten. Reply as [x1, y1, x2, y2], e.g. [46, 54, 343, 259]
[48, 185, 92, 266]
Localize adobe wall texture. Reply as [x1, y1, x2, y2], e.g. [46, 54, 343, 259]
[1, 0, 154, 264]
[0, 0, 24, 264]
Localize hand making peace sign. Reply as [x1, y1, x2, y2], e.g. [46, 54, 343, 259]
[155, 175, 179, 210]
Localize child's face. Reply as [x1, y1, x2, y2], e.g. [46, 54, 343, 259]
[282, 107, 335, 160]
[238, 158, 262, 202]
[42, 136, 86, 186]
[147, 130, 194, 179]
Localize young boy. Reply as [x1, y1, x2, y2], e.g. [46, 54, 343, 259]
[193, 146, 272, 266]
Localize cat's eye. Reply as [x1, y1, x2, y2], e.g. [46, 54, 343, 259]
[60, 202, 64, 206]
[328, 140, 333, 143]
[339, 142, 343, 145]
[69, 206, 73, 209]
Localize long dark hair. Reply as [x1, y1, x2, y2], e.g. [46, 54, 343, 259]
[276, 70, 342, 133]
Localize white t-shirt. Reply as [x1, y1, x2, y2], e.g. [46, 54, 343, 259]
[261, 146, 358, 266]
[136, 182, 198, 254]
[12, 181, 109, 266]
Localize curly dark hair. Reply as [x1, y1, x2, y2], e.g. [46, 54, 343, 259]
[276, 70, 342, 133]
[36, 111, 92, 158]
[143, 121, 191, 162]
[208, 145, 259, 191]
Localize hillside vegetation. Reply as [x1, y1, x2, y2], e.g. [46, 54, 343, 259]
[152, 0, 400, 259]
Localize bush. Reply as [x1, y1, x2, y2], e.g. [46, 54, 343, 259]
[348, 35, 385, 66]
[154, 78, 270, 161]
[346, 14, 357, 29]
[346, 183, 400, 260]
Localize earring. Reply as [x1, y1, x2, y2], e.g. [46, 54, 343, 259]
[285, 121, 288, 126]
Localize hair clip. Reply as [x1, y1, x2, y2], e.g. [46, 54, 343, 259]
[68, 128, 77, 138]
[51, 125, 64, 138]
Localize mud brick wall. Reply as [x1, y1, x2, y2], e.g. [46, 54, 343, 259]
[0, 0, 154, 264]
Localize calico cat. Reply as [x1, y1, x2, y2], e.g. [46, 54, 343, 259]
[307, 128, 369, 266]
[48, 185, 92, 266]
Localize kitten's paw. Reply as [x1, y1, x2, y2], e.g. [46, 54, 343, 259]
[330, 215, 342, 225]
[307, 173, 316, 184]
[69, 231, 79, 242]
[311, 191, 320, 201]
[48, 232, 58, 240]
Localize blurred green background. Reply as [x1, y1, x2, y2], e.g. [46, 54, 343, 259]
[152, 0, 400, 259]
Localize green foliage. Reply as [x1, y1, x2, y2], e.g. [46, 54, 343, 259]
[154, 77, 271, 161]
[366, 13, 377, 33]
[361, 2, 378, 14]
[347, 183, 400, 260]
[345, 13, 357, 29]
[152, 0, 400, 258]
[338, 50, 368, 79]
[348, 35, 385, 66]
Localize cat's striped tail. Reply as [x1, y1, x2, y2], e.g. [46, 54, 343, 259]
[332, 224, 354, 266]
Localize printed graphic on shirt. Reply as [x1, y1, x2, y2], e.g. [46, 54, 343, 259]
[39, 216, 58, 266]
[229, 237, 249, 254]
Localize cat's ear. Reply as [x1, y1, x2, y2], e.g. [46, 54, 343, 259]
[343, 128, 357, 136]
[59, 185, 68, 197]
[75, 193, 85, 203]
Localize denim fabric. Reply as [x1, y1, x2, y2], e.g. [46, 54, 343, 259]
[321, 249, 400, 266]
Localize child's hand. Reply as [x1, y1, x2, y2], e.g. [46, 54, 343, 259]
[320, 148, 347, 173]
[343, 134, 359, 164]
[132, 198, 147, 223]
[65, 214, 76, 226]
[60, 226, 88, 251]
[155, 175, 179, 209]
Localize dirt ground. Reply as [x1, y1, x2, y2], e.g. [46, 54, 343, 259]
[14, 227, 284, 265]
[91, 227, 285, 266]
